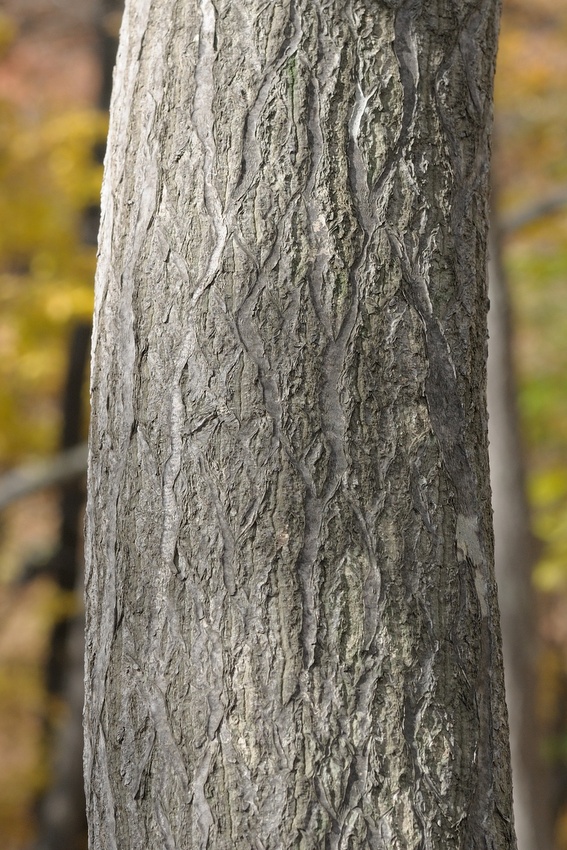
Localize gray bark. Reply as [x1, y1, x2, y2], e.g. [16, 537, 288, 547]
[488, 222, 552, 850]
[85, 2, 515, 849]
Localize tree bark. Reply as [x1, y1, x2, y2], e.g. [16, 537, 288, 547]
[85, 2, 515, 849]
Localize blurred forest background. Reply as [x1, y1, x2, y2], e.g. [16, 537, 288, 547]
[0, 1, 566, 849]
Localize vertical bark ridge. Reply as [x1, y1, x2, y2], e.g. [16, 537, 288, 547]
[85, 1, 514, 849]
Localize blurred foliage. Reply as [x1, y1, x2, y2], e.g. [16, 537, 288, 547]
[0, 10, 105, 847]
[0, 12, 17, 58]
[0, 100, 105, 463]
[495, 0, 567, 596]
[0, 576, 61, 848]
[0, 0, 566, 847]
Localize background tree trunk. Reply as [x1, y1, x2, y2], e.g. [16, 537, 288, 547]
[33, 322, 91, 850]
[85, 2, 515, 848]
[488, 219, 552, 850]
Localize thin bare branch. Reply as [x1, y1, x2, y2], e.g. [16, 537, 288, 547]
[0, 443, 87, 511]
[502, 189, 567, 234]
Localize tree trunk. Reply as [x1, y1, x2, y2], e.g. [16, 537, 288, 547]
[85, 2, 515, 848]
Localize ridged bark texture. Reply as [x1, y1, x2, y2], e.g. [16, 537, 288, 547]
[85, 1, 514, 849]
